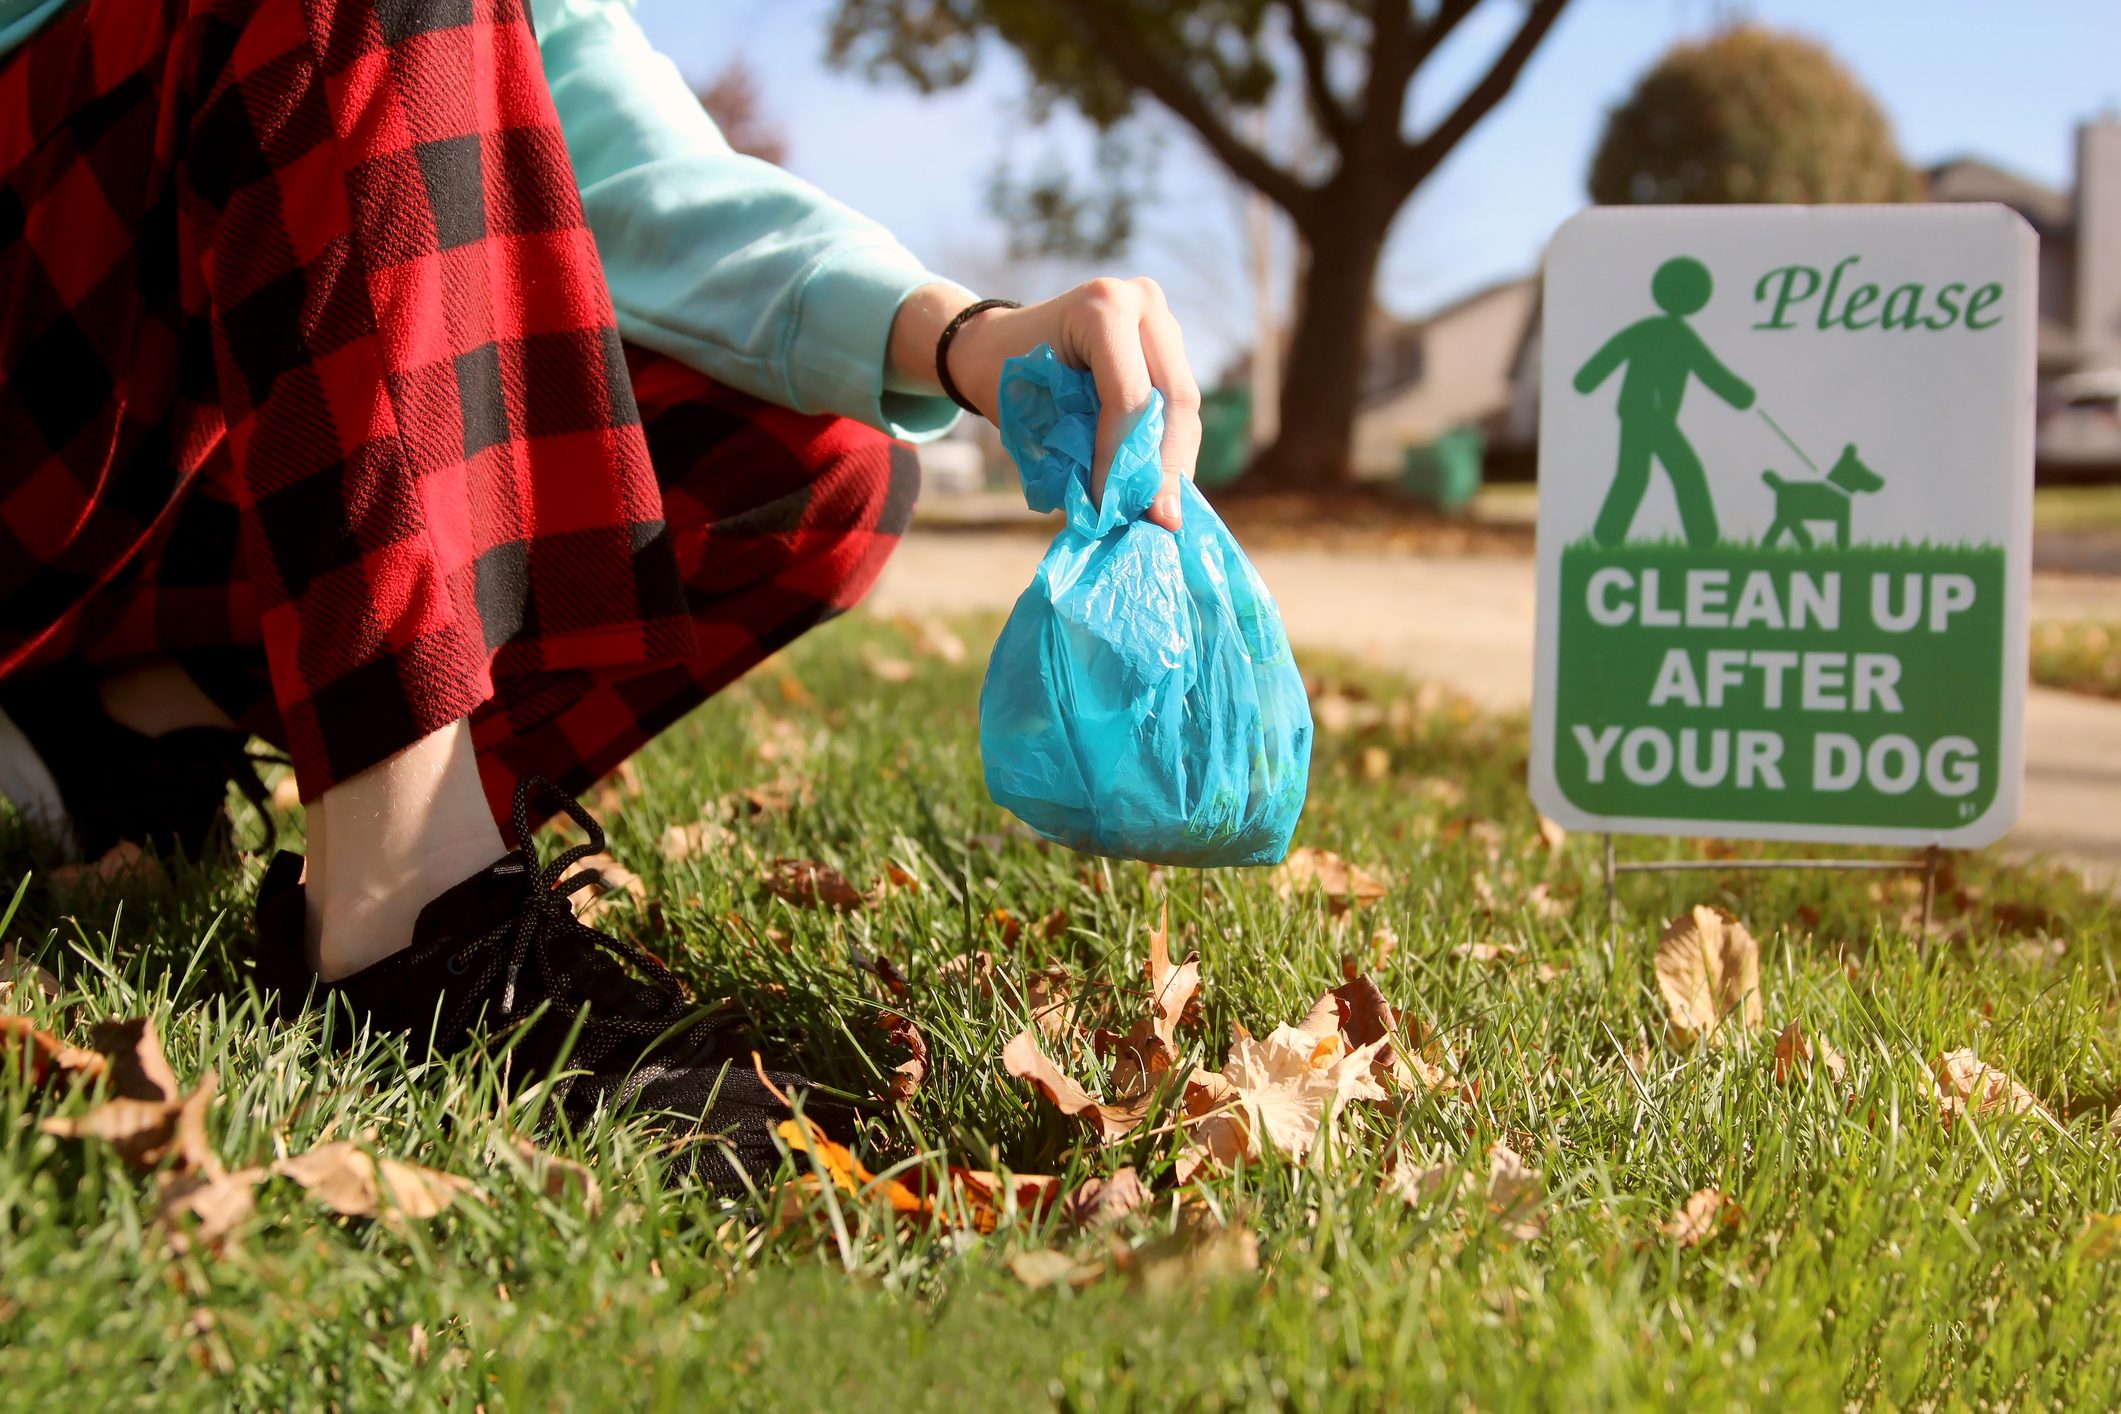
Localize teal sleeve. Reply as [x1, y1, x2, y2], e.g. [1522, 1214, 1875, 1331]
[530, 0, 960, 442]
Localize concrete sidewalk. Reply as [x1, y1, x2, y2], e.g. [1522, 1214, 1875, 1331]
[869, 533, 2121, 886]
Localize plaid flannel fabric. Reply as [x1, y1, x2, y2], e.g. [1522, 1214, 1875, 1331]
[0, 0, 695, 796]
[0, 0, 919, 814]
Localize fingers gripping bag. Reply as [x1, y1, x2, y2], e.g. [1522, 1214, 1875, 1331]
[978, 345, 1312, 866]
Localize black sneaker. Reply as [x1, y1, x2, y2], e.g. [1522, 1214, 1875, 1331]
[253, 775, 857, 1191]
[0, 669, 271, 861]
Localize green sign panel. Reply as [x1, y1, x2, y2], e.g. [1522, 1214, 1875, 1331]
[1532, 206, 2034, 847]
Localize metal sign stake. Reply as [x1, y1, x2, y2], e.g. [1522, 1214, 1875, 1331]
[1602, 834, 1942, 932]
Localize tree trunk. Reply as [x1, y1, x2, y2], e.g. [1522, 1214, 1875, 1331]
[1249, 203, 1390, 488]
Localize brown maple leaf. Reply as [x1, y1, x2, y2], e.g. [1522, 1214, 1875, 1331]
[1000, 1030, 1149, 1144]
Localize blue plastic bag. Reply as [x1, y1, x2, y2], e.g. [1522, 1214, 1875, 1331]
[978, 345, 1312, 866]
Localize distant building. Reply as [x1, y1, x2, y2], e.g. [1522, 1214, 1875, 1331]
[1929, 121, 2121, 467]
[1347, 277, 1538, 480]
[1347, 116, 2121, 479]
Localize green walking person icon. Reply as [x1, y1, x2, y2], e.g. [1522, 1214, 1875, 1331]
[1572, 256, 1755, 548]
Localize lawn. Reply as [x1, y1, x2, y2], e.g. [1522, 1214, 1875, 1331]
[2032, 620, 2121, 700]
[4, 610, 2120, 1410]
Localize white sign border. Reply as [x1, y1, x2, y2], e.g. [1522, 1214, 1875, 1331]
[1528, 203, 2036, 850]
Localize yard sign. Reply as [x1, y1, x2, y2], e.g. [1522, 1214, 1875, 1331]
[1531, 205, 2035, 847]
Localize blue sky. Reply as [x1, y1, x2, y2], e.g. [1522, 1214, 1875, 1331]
[635, 0, 2121, 375]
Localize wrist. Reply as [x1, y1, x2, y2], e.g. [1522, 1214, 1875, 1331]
[936, 299, 1020, 419]
[886, 282, 978, 397]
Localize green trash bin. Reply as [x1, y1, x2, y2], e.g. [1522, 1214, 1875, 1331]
[1401, 427, 1485, 512]
[1194, 387, 1253, 490]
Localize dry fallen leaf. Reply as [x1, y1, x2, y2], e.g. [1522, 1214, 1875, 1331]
[1009, 1248, 1108, 1290]
[40, 1020, 218, 1173]
[587, 759, 644, 817]
[1655, 906, 1763, 1048]
[568, 852, 646, 926]
[660, 819, 738, 862]
[861, 648, 917, 683]
[1272, 847, 1389, 915]
[1220, 1023, 1388, 1161]
[2, 1014, 103, 1088]
[907, 1166, 1064, 1234]
[1484, 1142, 1545, 1241]
[271, 772, 303, 812]
[1, 944, 60, 1003]
[94, 1017, 181, 1102]
[1772, 1021, 1848, 1086]
[2081, 1213, 2121, 1259]
[1123, 1212, 1261, 1295]
[763, 858, 874, 911]
[899, 616, 968, 665]
[1661, 1188, 1741, 1246]
[502, 1136, 603, 1215]
[274, 1142, 480, 1222]
[49, 841, 165, 893]
[1001, 1030, 1149, 1143]
[718, 776, 813, 820]
[1062, 1166, 1149, 1229]
[879, 1010, 929, 1102]
[1930, 1049, 2053, 1123]
[45, 1065, 221, 1172]
[155, 1167, 268, 1252]
[1535, 816, 1568, 855]
[776, 1117, 926, 1218]
[1098, 911, 1201, 1098]
[776, 1118, 1059, 1236]
[1308, 685, 1384, 736]
[1368, 925, 1399, 972]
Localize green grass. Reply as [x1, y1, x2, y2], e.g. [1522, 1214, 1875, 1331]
[2033, 620, 2121, 700]
[2034, 485, 2121, 533]
[4, 612, 2120, 1409]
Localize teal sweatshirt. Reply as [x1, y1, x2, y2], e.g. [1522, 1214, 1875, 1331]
[0, 0, 960, 441]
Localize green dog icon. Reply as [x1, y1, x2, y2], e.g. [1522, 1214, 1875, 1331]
[1761, 443, 1886, 550]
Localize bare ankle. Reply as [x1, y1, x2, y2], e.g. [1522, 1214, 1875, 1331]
[301, 719, 506, 981]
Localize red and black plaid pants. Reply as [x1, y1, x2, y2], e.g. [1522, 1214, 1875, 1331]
[0, 0, 917, 821]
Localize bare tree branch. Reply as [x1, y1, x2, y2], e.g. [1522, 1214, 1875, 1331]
[1361, 0, 1418, 131]
[1409, 0, 1482, 72]
[1054, 0, 1317, 219]
[1396, 0, 1571, 194]
[1281, 0, 1353, 149]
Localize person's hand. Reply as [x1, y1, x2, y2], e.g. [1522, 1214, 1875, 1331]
[892, 280, 1202, 533]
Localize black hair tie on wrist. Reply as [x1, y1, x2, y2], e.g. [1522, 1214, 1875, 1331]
[935, 298, 1021, 417]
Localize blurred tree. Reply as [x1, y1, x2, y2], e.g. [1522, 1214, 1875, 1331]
[1589, 26, 1920, 207]
[700, 60, 791, 166]
[827, 1, 1573, 487]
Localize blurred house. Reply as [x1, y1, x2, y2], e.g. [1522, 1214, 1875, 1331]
[1347, 277, 1538, 480]
[1361, 115, 2121, 480]
[1934, 119, 2121, 469]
